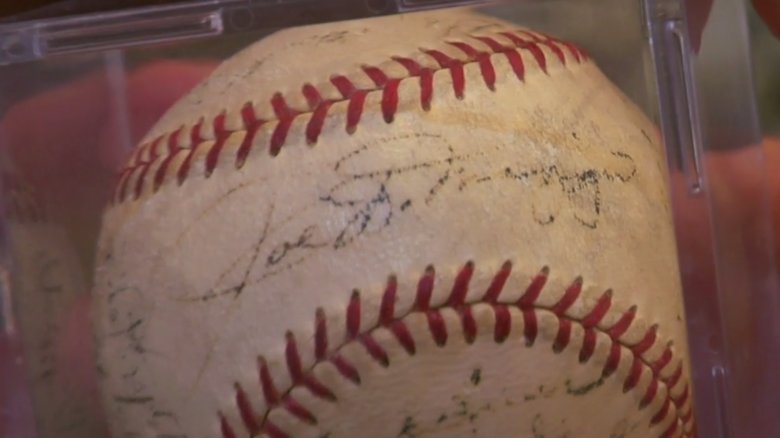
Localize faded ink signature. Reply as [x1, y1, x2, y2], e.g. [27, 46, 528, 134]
[181, 132, 635, 302]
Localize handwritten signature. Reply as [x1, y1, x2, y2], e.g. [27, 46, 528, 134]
[182, 132, 635, 302]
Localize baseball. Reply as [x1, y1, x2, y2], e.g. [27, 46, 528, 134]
[93, 7, 694, 437]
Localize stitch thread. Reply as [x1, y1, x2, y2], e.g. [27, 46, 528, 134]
[218, 261, 694, 438]
[113, 30, 586, 203]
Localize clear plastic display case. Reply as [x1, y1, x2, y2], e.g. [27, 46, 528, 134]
[1, 0, 778, 437]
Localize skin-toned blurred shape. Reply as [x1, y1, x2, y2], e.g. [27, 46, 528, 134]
[0, 60, 217, 437]
[688, 0, 780, 48]
[752, 0, 780, 37]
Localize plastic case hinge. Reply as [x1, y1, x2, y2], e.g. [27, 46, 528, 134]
[0, 4, 224, 65]
[398, 0, 491, 12]
[645, 1, 705, 195]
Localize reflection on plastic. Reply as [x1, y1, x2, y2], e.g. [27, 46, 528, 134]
[711, 365, 730, 438]
[666, 20, 704, 195]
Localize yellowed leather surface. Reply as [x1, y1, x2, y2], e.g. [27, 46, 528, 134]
[93, 7, 693, 438]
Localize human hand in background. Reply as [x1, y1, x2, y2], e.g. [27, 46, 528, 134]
[1, 1, 779, 436]
[688, 0, 780, 50]
[0, 59, 217, 437]
[752, 0, 780, 36]
[688, 0, 780, 269]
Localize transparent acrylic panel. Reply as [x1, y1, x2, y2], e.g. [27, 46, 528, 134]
[675, 0, 780, 436]
[0, 0, 776, 437]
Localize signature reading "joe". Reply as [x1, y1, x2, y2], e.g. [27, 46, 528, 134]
[183, 132, 635, 302]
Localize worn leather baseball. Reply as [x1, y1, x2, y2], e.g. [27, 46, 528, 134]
[93, 7, 694, 437]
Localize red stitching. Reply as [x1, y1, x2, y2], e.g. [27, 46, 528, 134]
[494, 305, 512, 343]
[379, 275, 398, 324]
[460, 306, 477, 344]
[380, 78, 402, 123]
[330, 354, 360, 384]
[392, 56, 434, 111]
[580, 328, 597, 362]
[522, 30, 589, 64]
[414, 265, 435, 311]
[284, 331, 304, 384]
[153, 146, 179, 192]
[500, 31, 547, 73]
[667, 362, 684, 389]
[302, 373, 335, 401]
[581, 289, 612, 328]
[518, 266, 548, 308]
[114, 30, 588, 203]
[516, 30, 567, 65]
[389, 320, 416, 353]
[607, 305, 636, 338]
[305, 100, 331, 145]
[362, 65, 389, 86]
[346, 290, 361, 338]
[147, 135, 164, 161]
[270, 94, 300, 156]
[474, 36, 526, 81]
[302, 83, 323, 108]
[314, 308, 328, 360]
[641, 377, 659, 408]
[552, 318, 572, 352]
[623, 356, 643, 392]
[550, 276, 582, 315]
[361, 333, 390, 365]
[236, 104, 263, 168]
[484, 260, 512, 303]
[448, 41, 497, 91]
[176, 147, 195, 186]
[652, 345, 674, 374]
[427, 310, 448, 346]
[283, 397, 316, 424]
[258, 356, 279, 405]
[675, 384, 690, 407]
[661, 416, 679, 438]
[203, 113, 230, 178]
[680, 406, 694, 424]
[263, 421, 288, 438]
[235, 383, 260, 435]
[603, 341, 621, 378]
[219, 261, 694, 437]
[522, 308, 538, 345]
[447, 259, 474, 306]
[424, 49, 466, 99]
[651, 396, 672, 425]
[219, 413, 236, 438]
[191, 118, 204, 144]
[132, 155, 153, 200]
[632, 324, 659, 355]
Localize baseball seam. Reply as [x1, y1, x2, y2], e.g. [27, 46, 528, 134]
[218, 261, 694, 438]
[113, 29, 586, 204]
[111, 25, 694, 438]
